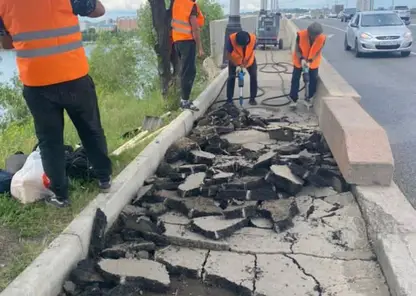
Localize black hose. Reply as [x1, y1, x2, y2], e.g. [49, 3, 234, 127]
[214, 49, 306, 107]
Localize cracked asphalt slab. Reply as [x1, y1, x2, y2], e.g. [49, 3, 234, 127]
[60, 49, 390, 296]
[294, 18, 416, 208]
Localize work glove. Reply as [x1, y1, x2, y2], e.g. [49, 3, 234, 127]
[301, 59, 308, 68]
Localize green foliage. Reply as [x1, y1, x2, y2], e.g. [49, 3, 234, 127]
[197, 0, 224, 55]
[89, 32, 157, 97]
[0, 77, 28, 129]
[82, 28, 97, 41]
[137, 2, 156, 49]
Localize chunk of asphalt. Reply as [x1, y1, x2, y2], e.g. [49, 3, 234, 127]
[153, 178, 182, 190]
[137, 250, 150, 259]
[222, 176, 267, 190]
[200, 185, 219, 197]
[267, 126, 295, 141]
[220, 129, 270, 145]
[165, 137, 198, 163]
[204, 171, 234, 186]
[155, 245, 208, 279]
[275, 143, 301, 155]
[253, 151, 277, 169]
[216, 123, 235, 135]
[69, 259, 107, 288]
[222, 201, 258, 219]
[132, 184, 154, 205]
[249, 217, 274, 229]
[297, 186, 337, 199]
[156, 162, 176, 178]
[242, 142, 265, 152]
[259, 197, 300, 232]
[164, 195, 222, 218]
[177, 172, 206, 197]
[203, 251, 255, 296]
[63, 281, 76, 296]
[106, 283, 143, 296]
[190, 216, 249, 240]
[324, 192, 355, 207]
[266, 165, 304, 195]
[121, 205, 147, 219]
[188, 150, 216, 165]
[216, 186, 278, 201]
[101, 246, 127, 259]
[89, 208, 107, 259]
[145, 202, 168, 218]
[98, 259, 170, 293]
[177, 164, 208, 174]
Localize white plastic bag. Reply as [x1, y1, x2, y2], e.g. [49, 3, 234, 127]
[11, 148, 52, 204]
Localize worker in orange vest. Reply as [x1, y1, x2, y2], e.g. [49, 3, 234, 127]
[226, 31, 258, 105]
[289, 22, 326, 108]
[171, 0, 205, 111]
[0, 0, 112, 208]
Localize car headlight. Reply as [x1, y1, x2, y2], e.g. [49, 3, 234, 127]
[404, 32, 412, 39]
[360, 33, 372, 39]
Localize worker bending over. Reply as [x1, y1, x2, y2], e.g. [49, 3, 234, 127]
[289, 22, 326, 108]
[0, 0, 112, 208]
[171, 0, 205, 111]
[226, 31, 259, 106]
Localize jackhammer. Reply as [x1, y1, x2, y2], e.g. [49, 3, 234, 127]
[302, 63, 312, 110]
[237, 66, 245, 107]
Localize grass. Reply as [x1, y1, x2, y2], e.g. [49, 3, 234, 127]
[0, 71, 208, 291]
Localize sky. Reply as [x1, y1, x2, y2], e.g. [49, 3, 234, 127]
[98, 0, 414, 13]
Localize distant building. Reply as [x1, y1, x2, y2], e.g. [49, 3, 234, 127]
[116, 17, 137, 31]
[95, 23, 117, 32]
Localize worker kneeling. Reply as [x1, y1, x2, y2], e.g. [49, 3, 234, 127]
[226, 31, 258, 106]
[289, 22, 326, 108]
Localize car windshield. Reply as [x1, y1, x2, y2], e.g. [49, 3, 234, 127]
[345, 9, 356, 14]
[394, 6, 408, 10]
[361, 13, 403, 27]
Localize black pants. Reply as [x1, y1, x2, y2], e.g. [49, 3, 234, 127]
[227, 59, 258, 101]
[23, 75, 112, 199]
[289, 66, 319, 102]
[175, 40, 196, 101]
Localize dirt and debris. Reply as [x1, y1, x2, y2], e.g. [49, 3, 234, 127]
[60, 103, 389, 296]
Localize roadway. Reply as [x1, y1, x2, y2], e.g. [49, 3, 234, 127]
[294, 18, 416, 207]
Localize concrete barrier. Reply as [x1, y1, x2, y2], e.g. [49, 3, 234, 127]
[209, 15, 257, 67]
[0, 68, 229, 296]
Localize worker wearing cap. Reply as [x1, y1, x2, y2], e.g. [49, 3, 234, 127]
[289, 22, 326, 108]
[0, 0, 112, 208]
[226, 31, 259, 106]
[171, 0, 205, 111]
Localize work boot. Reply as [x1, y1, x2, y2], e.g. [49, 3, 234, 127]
[181, 100, 199, 111]
[303, 98, 313, 110]
[99, 177, 112, 193]
[249, 98, 258, 105]
[289, 98, 298, 109]
[225, 98, 234, 105]
[45, 194, 70, 208]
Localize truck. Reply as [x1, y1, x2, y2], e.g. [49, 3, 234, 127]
[332, 4, 344, 15]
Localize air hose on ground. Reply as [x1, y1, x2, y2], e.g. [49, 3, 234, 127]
[214, 49, 306, 107]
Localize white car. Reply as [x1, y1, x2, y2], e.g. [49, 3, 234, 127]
[392, 5, 411, 24]
[344, 11, 413, 57]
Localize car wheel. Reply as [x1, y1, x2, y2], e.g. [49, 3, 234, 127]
[401, 51, 411, 57]
[354, 39, 362, 57]
[344, 35, 351, 51]
[278, 39, 283, 50]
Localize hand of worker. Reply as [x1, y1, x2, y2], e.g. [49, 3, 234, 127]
[301, 59, 308, 68]
[198, 47, 205, 57]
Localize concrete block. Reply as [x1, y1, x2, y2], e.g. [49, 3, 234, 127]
[319, 96, 394, 186]
[155, 245, 208, 278]
[203, 251, 255, 296]
[255, 254, 317, 296]
[374, 233, 416, 296]
[352, 183, 416, 239]
[1, 234, 84, 296]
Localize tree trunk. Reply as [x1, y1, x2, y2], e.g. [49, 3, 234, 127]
[149, 0, 173, 97]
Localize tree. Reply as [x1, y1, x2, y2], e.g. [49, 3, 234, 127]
[138, 0, 224, 97]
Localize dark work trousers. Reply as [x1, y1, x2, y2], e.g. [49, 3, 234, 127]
[175, 40, 197, 101]
[23, 75, 112, 199]
[289, 66, 319, 102]
[227, 59, 258, 101]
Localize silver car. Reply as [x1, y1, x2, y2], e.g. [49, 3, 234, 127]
[344, 11, 413, 57]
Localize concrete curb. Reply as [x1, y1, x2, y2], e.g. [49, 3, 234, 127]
[283, 18, 416, 296]
[0, 69, 228, 296]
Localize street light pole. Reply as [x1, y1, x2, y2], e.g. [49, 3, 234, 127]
[221, 0, 241, 67]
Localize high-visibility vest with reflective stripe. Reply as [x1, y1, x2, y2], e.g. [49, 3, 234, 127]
[229, 32, 257, 67]
[0, 0, 89, 86]
[292, 29, 326, 69]
[171, 0, 204, 42]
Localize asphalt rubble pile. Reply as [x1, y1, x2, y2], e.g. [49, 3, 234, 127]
[61, 104, 350, 296]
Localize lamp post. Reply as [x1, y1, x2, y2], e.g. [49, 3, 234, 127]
[221, 0, 241, 68]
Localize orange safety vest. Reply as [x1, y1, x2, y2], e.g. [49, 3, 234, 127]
[171, 0, 204, 42]
[0, 0, 89, 86]
[292, 29, 326, 69]
[229, 32, 256, 67]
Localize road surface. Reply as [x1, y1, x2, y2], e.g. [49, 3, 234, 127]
[294, 18, 416, 207]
